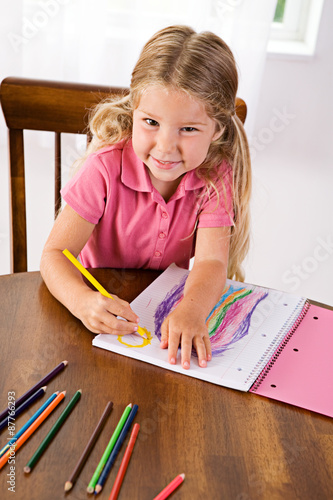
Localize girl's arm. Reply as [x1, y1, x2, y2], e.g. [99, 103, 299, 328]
[160, 226, 230, 369]
[40, 204, 139, 335]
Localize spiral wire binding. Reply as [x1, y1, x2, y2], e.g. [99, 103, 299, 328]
[249, 300, 310, 392]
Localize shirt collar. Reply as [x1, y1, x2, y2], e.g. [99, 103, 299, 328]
[121, 139, 206, 193]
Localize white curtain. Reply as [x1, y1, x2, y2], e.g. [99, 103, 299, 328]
[0, 0, 277, 273]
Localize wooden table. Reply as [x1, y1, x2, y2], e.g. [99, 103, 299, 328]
[0, 270, 332, 500]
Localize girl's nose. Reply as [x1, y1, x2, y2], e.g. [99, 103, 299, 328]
[156, 128, 177, 155]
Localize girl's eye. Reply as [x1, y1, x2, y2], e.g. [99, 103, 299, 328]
[181, 127, 197, 132]
[145, 118, 159, 127]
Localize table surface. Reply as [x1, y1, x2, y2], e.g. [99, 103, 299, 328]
[0, 269, 332, 500]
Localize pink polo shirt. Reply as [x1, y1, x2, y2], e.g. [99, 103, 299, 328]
[61, 140, 234, 270]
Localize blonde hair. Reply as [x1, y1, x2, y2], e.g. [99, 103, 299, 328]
[84, 25, 251, 281]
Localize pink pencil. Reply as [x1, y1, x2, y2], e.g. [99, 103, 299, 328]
[153, 473, 185, 500]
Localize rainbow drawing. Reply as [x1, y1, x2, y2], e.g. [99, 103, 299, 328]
[154, 278, 268, 357]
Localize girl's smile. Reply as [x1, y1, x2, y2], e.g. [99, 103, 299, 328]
[150, 156, 182, 170]
[132, 86, 222, 197]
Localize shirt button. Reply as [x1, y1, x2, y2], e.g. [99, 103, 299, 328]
[161, 211, 168, 219]
[154, 251, 162, 257]
[159, 232, 166, 239]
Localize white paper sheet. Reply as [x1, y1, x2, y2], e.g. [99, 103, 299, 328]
[92, 264, 307, 391]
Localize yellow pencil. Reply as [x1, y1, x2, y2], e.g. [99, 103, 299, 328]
[62, 249, 146, 338]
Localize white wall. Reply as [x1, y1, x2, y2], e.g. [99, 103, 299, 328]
[244, 0, 333, 305]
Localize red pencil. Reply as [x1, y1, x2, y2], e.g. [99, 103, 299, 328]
[153, 473, 185, 500]
[108, 423, 140, 500]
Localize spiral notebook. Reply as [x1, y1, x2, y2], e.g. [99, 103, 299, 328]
[92, 264, 333, 418]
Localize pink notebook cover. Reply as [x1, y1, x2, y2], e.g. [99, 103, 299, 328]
[250, 304, 333, 418]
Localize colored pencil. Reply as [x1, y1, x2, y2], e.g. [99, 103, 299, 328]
[0, 360, 67, 422]
[62, 249, 147, 338]
[0, 390, 57, 459]
[24, 389, 82, 473]
[95, 404, 138, 493]
[0, 386, 47, 432]
[0, 391, 65, 470]
[64, 401, 113, 492]
[108, 423, 140, 500]
[87, 403, 132, 494]
[153, 473, 185, 500]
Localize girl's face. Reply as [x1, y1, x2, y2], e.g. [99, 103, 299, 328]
[132, 86, 222, 196]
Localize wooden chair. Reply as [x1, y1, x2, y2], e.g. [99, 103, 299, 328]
[0, 76, 247, 273]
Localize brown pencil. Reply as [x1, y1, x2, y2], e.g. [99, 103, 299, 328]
[64, 401, 113, 492]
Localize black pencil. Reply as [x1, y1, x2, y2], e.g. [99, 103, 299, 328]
[64, 401, 113, 492]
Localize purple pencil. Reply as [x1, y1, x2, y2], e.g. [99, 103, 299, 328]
[0, 386, 47, 432]
[0, 361, 68, 422]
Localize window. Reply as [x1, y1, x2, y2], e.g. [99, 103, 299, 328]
[268, 0, 325, 57]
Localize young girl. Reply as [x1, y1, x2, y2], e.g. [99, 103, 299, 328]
[40, 25, 251, 370]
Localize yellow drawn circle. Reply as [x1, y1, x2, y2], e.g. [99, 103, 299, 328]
[117, 327, 152, 348]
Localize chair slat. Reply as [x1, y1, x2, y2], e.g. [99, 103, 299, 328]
[55, 132, 61, 217]
[9, 129, 27, 273]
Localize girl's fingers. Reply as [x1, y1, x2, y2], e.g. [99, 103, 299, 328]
[85, 317, 138, 335]
[166, 327, 181, 365]
[89, 294, 139, 325]
[203, 335, 212, 361]
[81, 301, 138, 335]
[160, 319, 169, 349]
[192, 336, 208, 368]
[161, 311, 211, 369]
[107, 295, 139, 324]
[180, 335, 193, 370]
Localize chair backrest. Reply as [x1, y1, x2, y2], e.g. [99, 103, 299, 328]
[0, 76, 247, 273]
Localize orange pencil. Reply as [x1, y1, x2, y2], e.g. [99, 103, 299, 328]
[108, 423, 140, 500]
[0, 391, 65, 470]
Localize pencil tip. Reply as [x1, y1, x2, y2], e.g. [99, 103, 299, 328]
[95, 485, 102, 494]
[180, 473, 185, 480]
[128, 403, 132, 408]
[23, 466, 31, 474]
[42, 386, 47, 390]
[64, 481, 72, 492]
[63, 360, 68, 366]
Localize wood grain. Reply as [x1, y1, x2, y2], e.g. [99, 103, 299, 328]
[0, 270, 332, 500]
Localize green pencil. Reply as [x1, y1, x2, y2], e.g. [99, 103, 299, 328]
[87, 403, 132, 494]
[23, 390, 82, 473]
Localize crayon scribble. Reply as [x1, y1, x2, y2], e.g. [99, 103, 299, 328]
[154, 277, 268, 356]
[117, 327, 152, 348]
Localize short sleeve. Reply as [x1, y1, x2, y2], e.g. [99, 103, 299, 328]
[61, 150, 117, 224]
[197, 162, 234, 228]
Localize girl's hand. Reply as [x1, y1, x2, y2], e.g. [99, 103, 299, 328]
[75, 289, 139, 335]
[160, 299, 212, 369]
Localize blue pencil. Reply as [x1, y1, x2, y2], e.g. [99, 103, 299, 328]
[95, 404, 139, 494]
[0, 386, 47, 432]
[0, 391, 58, 458]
